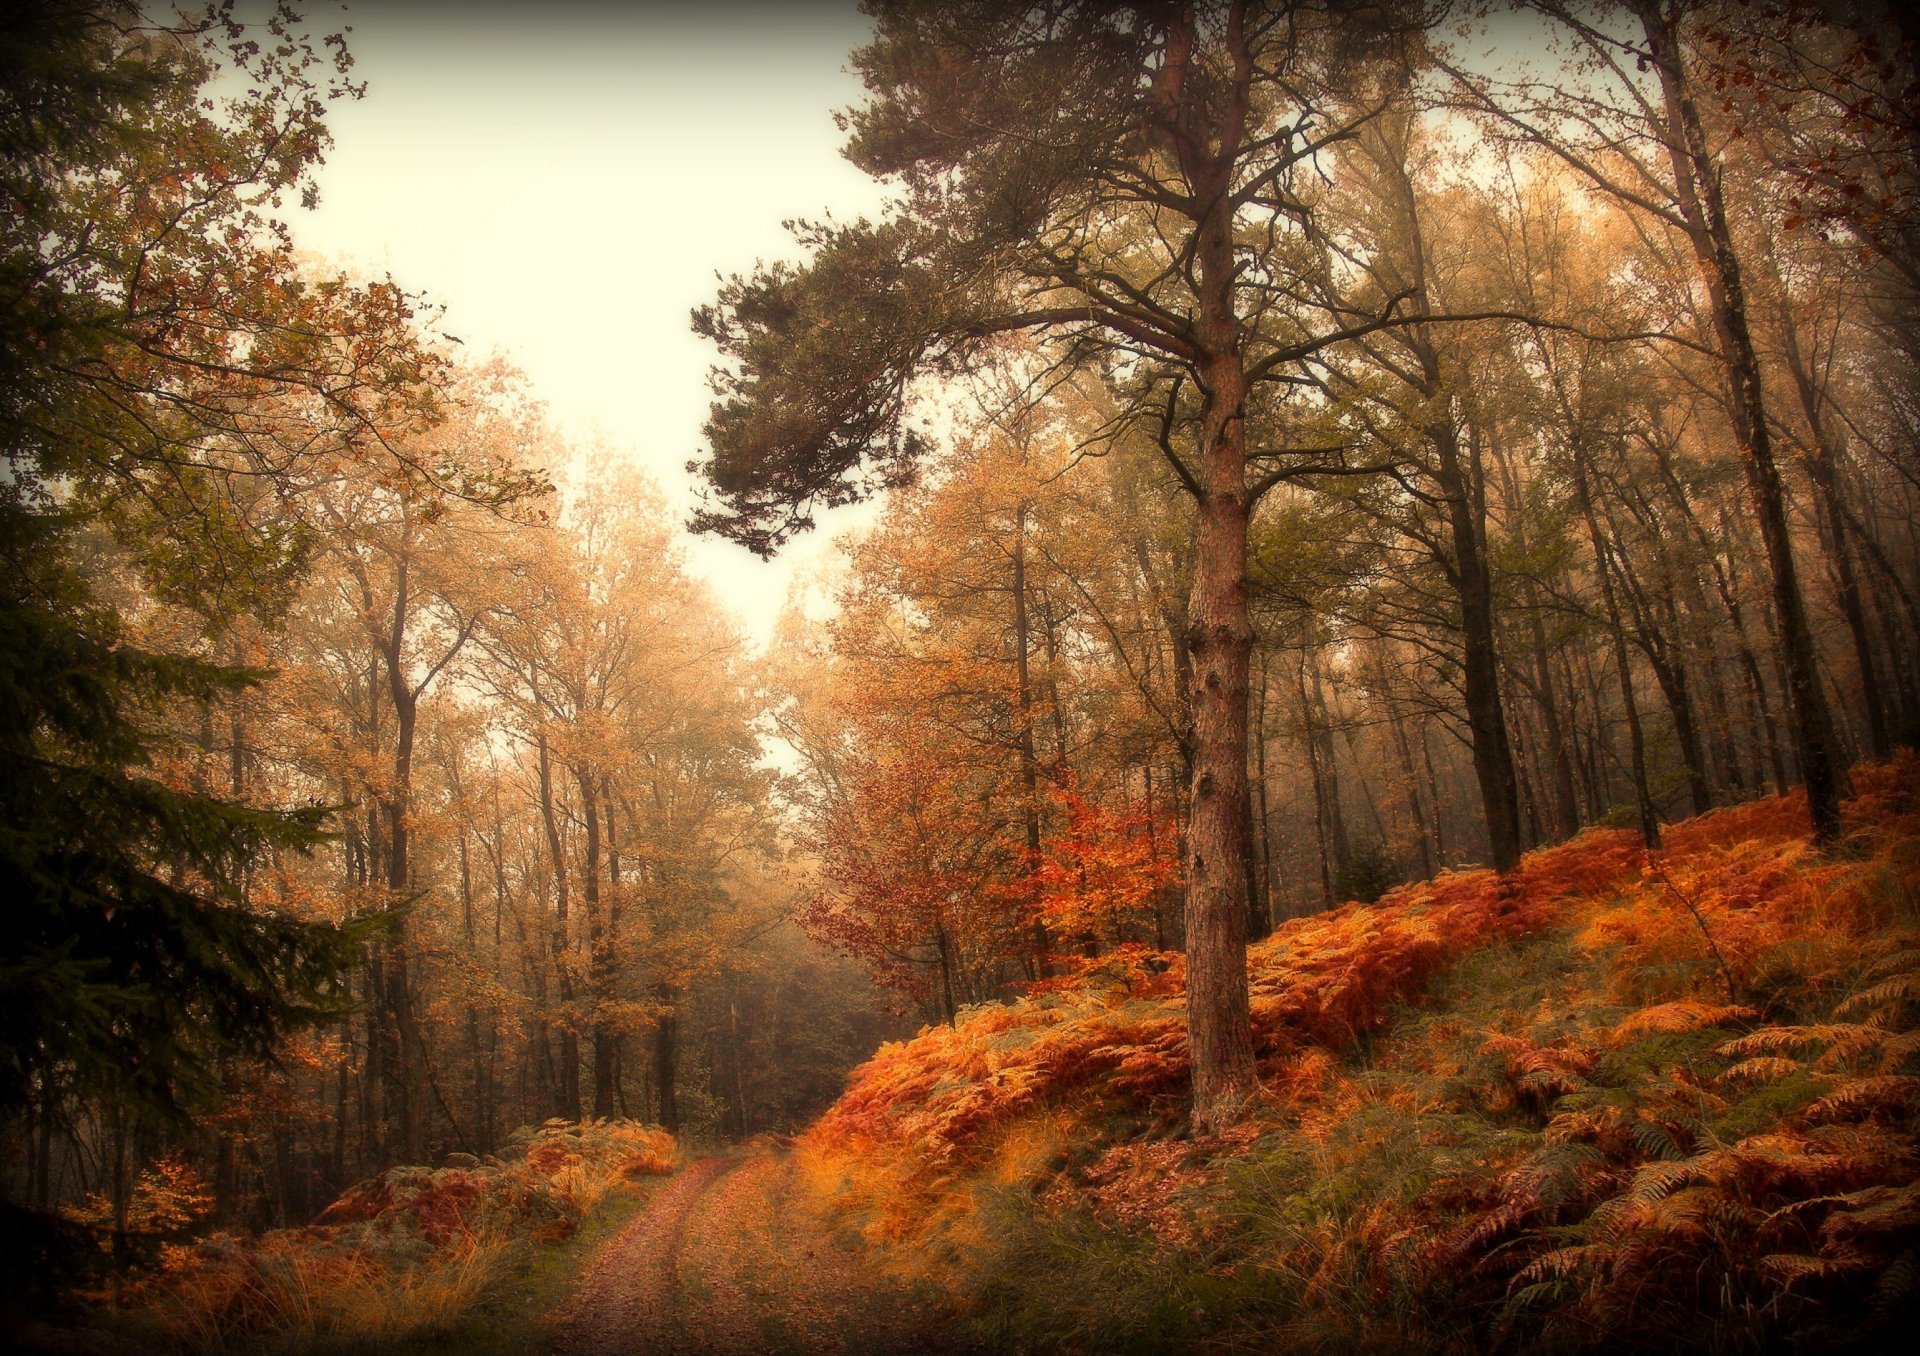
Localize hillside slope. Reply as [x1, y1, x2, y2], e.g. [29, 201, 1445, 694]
[800, 758, 1920, 1354]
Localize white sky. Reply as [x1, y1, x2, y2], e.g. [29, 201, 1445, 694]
[295, 2, 889, 649]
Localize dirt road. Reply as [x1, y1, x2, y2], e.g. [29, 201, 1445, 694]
[551, 1152, 975, 1356]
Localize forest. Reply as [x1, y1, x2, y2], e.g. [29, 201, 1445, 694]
[3, 1, 1917, 1353]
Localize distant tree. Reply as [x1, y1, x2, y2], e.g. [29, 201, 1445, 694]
[1439, 0, 1846, 840]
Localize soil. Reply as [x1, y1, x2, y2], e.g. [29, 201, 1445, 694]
[550, 1151, 975, 1356]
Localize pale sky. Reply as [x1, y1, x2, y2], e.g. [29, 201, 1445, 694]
[296, 1, 890, 648]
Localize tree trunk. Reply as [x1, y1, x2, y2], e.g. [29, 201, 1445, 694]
[1576, 455, 1661, 849]
[577, 771, 618, 1120]
[1305, 644, 1353, 893]
[1385, 683, 1437, 878]
[1379, 118, 1524, 872]
[1641, 1, 1842, 840]
[1301, 655, 1337, 907]
[1420, 717, 1449, 865]
[1785, 332, 1889, 759]
[1182, 208, 1258, 1130]
[536, 734, 581, 1121]
[1010, 501, 1052, 966]
[380, 600, 419, 1165]
[1157, 26, 1262, 1130]
[652, 987, 679, 1135]
[1250, 656, 1274, 937]
[1441, 420, 1524, 872]
[1716, 508, 1792, 793]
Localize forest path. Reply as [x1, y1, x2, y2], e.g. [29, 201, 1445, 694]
[550, 1150, 973, 1356]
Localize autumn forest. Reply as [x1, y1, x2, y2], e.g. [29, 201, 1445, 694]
[4, 2, 1919, 1353]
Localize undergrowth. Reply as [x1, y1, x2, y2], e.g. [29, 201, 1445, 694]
[801, 754, 1920, 1354]
[104, 1118, 675, 1354]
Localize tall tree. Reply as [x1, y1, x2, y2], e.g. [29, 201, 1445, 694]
[693, 0, 1426, 1132]
[1321, 102, 1529, 869]
[1440, 0, 1844, 839]
[0, 0, 437, 1142]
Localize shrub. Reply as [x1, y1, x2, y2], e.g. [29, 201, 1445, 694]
[122, 1118, 674, 1352]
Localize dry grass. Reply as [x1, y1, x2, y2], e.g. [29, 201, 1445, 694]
[120, 1118, 675, 1353]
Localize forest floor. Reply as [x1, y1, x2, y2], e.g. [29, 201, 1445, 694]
[549, 1150, 974, 1356]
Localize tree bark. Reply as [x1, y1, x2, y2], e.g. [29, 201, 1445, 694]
[1301, 655, 1337, 907]
[378, 554, 420, 1165]
[1575, 455, 1661, 849]
[577, 771, 619, 1119]
[1250, 655, 1274, 937]
[1157, 6, 1259, 1133]
[1639, 0, 1842, 840]
[652, 986, 679, 1135]
[536, 734, 581, 1120]
[1782, 319, 1889, 759]
[1010, 501, 1052, 966]
[1438, 416, 1524, 871]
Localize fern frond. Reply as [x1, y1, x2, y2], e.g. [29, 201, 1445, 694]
[1630, 1117, 1687, 1163]
[1806, 1075, 1920, 1122]
[1585, 1194, 1639, 1245]
[1878, 1030, 1920, 1069]
[1611, 1001, 1758, 1041]
[1629, 1158, 1702, 1203]
[1514, 1244, 1597, 1286]
[1718, 1056, 1803, 1084]
[1719, 1024, 1880, 1060]
[1762, 1252, 1856, 1286]
[1515, 1142, 1609, 1215]
[1519, 1066, 1591, 1102]
[1857, 947, 1920, 983]
[1835, 972, 1919, 1018]
[1820, 1182, 1920, 1238]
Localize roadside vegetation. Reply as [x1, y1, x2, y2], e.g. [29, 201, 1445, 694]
[63, 1121, 676, 1355]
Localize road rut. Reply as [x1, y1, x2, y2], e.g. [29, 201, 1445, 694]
[551, 1152, 972, 1356]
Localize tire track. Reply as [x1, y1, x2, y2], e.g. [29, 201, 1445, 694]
[550, 1155, 744, 1356]
[551, 1151, 972, 1356]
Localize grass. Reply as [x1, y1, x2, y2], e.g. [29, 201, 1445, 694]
[363, 1174, 661, 1356]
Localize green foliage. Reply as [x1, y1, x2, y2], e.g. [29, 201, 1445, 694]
[692, 220, 947, 556]
[1335, 839, 1397, 905]
[0, 502, 360, 1117]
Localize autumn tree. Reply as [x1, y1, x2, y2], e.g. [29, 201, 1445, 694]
[0, 0, 506, 1243]
[1314, 99, 1531, 870]
[1439, 0, 1847, 840]
[694, 0, 1438, 1132]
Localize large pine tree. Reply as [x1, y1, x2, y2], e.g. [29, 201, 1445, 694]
[692, 0, 1422, 1130]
